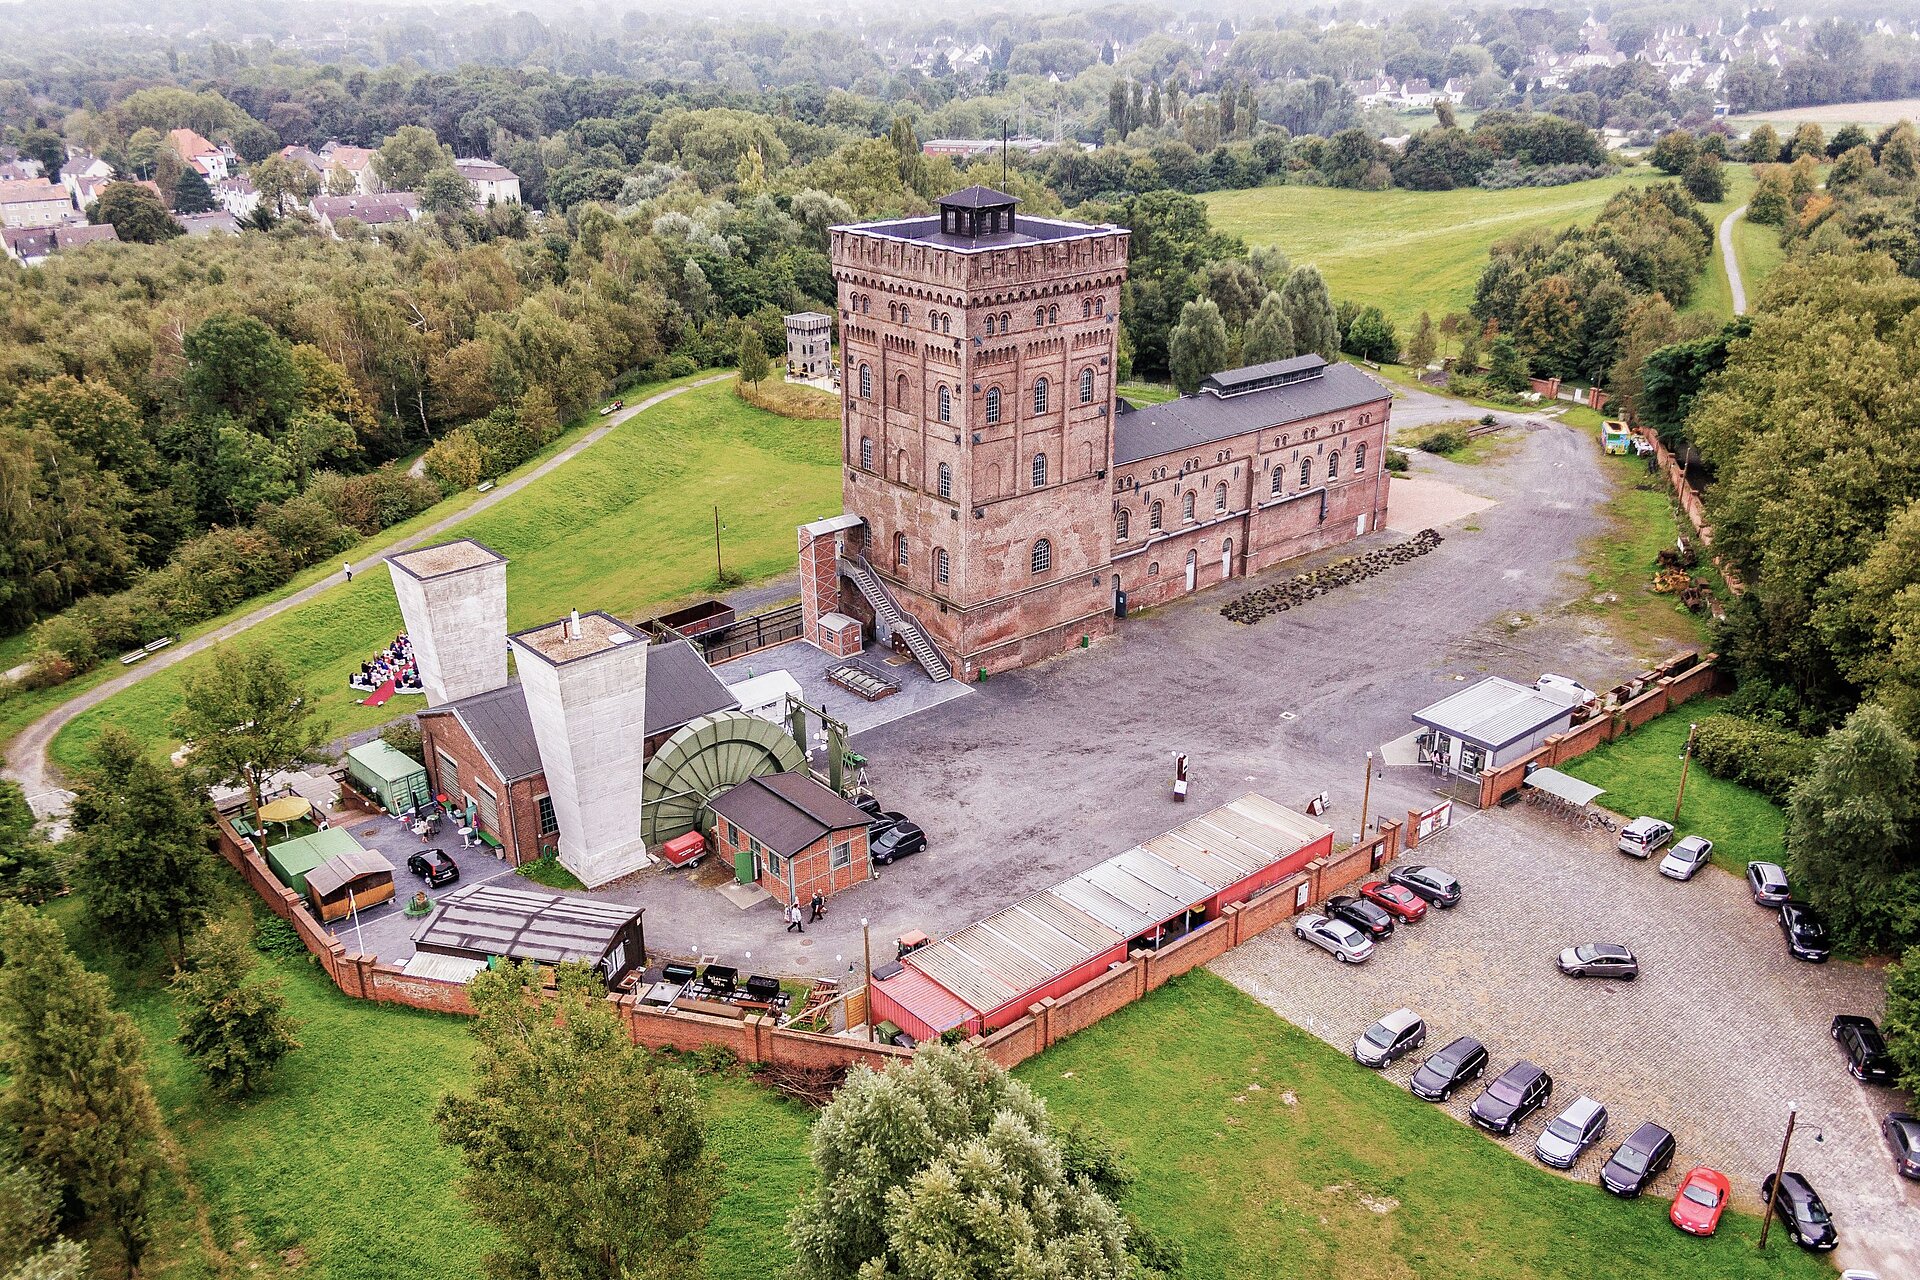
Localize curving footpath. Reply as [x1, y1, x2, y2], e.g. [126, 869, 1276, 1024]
[2, 373, 732, 822]
[1719, 205, 1749, 316]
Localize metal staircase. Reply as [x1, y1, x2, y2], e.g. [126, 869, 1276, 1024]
[841, 555, 953, 682]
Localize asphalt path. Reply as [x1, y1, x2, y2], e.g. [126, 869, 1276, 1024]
[1720, 204, 1749, 316]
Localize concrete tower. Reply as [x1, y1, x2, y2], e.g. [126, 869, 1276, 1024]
[822, 185, 1130, 675]
[509, 610, 650, 888]
[387, 540, 508, 706]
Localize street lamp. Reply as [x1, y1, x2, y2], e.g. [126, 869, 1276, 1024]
[861, 917, 874, 1042]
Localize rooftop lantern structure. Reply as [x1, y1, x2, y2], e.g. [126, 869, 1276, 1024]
[936, 185, 1019, 241]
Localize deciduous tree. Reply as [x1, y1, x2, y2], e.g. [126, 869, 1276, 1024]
[172, 921, 300, 1098]
[172, 647, 332, 819]
[737, 328, 770, 386]
[1278, 264, 1338, 360]
[1405, 311, 1437, 367]
[1786, 704, 1920, 952]
[1168, 297, 1228, 394]
[437, 962, 716, 1280]
[373, 125, 454, 191]
[85, 182, 181, 243]
[1241, 291, 1295, 365]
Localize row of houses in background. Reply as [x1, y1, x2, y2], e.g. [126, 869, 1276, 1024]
[274, 142, 521, 206]
[1347, 76, 1472, 110]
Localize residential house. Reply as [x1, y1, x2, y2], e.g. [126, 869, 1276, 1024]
[213, 174, 260, 218]
[59, 153, 113, 209]
[167, 128, 228, 181]
[1398, 78, 1437, 107]
[0, 146, 39, 178]
[278, 145, 328, 177]
[177, 211, 239, 236]
[1348, 77, 1399, 108]
[453, 157, 520, 206]
[0, 179, 75, 229]
[3, 222, 118, 266]
[318, 142, 380, 194]
[311, 192, 419, 235]
[1440, 77, 1471, 103]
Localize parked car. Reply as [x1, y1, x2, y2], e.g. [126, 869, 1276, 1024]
[1535, 1095, 1608, 1168]
[1470, 1060, 1554, 1135]
[870, 820, 926, 865]
[1409, 1035, 1490, 1102]
[1359, 879, 1428, 922]
[1882, 1112, 1920, 1180]
[1386, 863, 1462, 908]
[1353, 1008, 1426, 1068]
[1832, 1015, 1895, 1084]
[1325, 894, 1395, 940]
[1747, 860, 1792, 906]
[1761, 1171, 1837, 1251]
[1617, 816, 1674, 858]
[408, 849, 459, 887]
[866, 808, 908, 836]
[1293, 913, 1375, 964]
[851, 792, 883, 821]
[1779, 900, 1830, 962]
[1669, 1166, 1731, 1236]
[1658, 835, 1714, 881]
[1600, 1121, 1676, 1197]
[1556, 942, 1640, 980]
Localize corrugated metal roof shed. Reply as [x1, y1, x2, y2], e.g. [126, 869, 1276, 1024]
[412, 882, 638, 968]
[909, 938, 1023, 1014]
[872, 964, 979, 1036]
[1051, 862, 1189, 938]
[1413, 677, 1576, 750]
[1106, 845, 1214, 905]
[1141, 831, 1256, 887]
[1014, 891, 1122, 953]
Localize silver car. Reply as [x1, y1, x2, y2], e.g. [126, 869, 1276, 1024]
[1353, 1007, 1426, 1067]
[1618, 816, 1674, 858]
[1659, 835, 1714, 880]
[1536, 1095, 1609, 1168]
[1294, 913, 1375, 964]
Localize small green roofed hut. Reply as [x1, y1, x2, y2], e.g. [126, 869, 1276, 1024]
[345, 739, 431, 814]
[266, 827, 365, 897]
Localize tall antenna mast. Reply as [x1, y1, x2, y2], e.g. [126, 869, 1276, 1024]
[1001, 120, 1008, 190]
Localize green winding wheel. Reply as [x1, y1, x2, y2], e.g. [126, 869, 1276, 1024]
[641, 711, 808, 847]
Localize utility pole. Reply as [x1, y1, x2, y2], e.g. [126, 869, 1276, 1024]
[713, 505, 724, 584]
[1359, 750, 1376, 839]
[861, 917, 875, 1042]
[1759, 1104, 1796, 1249]
[1674, 721, 1698, 823]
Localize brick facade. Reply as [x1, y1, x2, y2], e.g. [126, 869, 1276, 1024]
[417, 712, 555, 866]
[715, 814, 871, 905]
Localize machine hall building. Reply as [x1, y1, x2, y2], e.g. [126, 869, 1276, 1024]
[798, 185, 1393, 680]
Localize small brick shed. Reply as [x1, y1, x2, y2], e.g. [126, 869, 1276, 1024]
[708, 770, 872, 906]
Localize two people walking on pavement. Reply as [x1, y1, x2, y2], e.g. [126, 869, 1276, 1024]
[785, 893, 828, 931]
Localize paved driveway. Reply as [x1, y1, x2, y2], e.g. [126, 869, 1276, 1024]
[1214, 805, 1920, 1277]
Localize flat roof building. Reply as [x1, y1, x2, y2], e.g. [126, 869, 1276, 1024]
[1412, 676, 1584, 778]
[412, 882, 647, 987]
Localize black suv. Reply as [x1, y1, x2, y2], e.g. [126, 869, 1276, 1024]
[1387, 863, 1462, 908]
[1779, 901, 1830, 962]
[1409, 1036, 1489, 1102]
[1469, 1061, 1554, 1135]
[407, 849, 459, 887]
[1600, 1121, 1675, 1197]
[1832, 1015, 1895, 1084]
[1325, 894, 1395, 941]
[1761, 1171, 1837, 1251]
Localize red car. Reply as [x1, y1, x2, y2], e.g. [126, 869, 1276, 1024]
[1669, 1166, 1730, 1236]
[1360, 879, 1428, 922]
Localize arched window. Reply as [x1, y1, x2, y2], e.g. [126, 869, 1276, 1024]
[1031, 538, 1052, 574]
[1271, 468, 1284, 496]
[1116, 509, 1130, 540]
[1328, 450, 1340, 480]
[1080, 367, 1095, 404]
[985, 387, 1002, 424]
[900, 305, 911, 326]
[1033, 377, 1049, 415]
[860, 436, 873, 469]
[937, 462, 952, 500]
[1048, 304, 1059, 323]
[1149, 501, 1163, 530]
[1214, 482, 1228, 512]
[888, 302, 897, 322]
[896, 373, 908, 408]
[941, 313, 951, 334]
[859, 364, 872, 399]
[986, 314, 997, 336]
[1148, 562, 1159, 577]
[935, 547, 950, 586]
[1354, 443, 1367, 472]
[1082, 299, 1092, 318]
[1182, 491, 1195, 522]
[1035, 306, 1046, 326]
[999, 311, 1010, 333]
[1032, 453, 1047, 487]
[937, 384, 951, 423]
[1299, 458, 1312, 488]
[895, 532, 908, 568]
[1094, 296, 1105, 315]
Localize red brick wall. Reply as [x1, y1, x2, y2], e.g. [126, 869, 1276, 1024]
[418, 712, 543, 865]
[715, 818, 871, 905]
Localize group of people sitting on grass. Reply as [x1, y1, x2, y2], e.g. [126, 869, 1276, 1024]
[348, 632, 423, 693]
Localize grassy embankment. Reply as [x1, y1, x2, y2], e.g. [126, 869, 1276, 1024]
[48, 378, 841, 772]
[0, 371, 719, 757]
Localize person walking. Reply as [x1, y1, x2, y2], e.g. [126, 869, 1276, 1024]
[808, 891, 826, 922]
[344, 560, 353, 582]
[784, 902, 803, 933]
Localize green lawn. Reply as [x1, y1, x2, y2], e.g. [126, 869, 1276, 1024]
[1561, 697, 1787, 873]
[1730, 214, 1786, 307]
[48, 379, 841, 772]
[1022, 970, 1826, 1280]
[1204, 167, 1759, 336]
[1678, 166, 1758, 323]
[1119, 380, 1178, 406]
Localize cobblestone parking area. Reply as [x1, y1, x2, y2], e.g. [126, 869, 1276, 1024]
[1215, 805, 1920, 1278]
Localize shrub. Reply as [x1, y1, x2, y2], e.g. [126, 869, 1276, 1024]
[1382, 449, 1410, 474]
[1406, 424, 1469, 455]
[251, 915, 310, 962]
[1692, 712, 1818, 802]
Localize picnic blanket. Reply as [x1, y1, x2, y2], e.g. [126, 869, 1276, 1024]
[361, 677, 397, 707]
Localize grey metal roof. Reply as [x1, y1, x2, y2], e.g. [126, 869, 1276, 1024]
[706, 770, 869, 856]
[836, 212, 1112, 250]
[940, 185, 1019, 209]
[1413, 677, 1578, 751]
[421, 640, 737, 783]
[1202, 354, 1328, 395]
[1112, 359, 1388, 466]
[413, 882, 638, 967]
[1524, 767, 1605, 806]
[304, 846, 395, 900]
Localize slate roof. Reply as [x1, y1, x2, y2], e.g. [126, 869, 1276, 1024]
[313, 193, 418, 225]
[420, 640, 736, 783]
[1112, 358, 1388, 465]
[454, 158, 516, 182]
[707, 769, 871, 856]
[940, 184, 1019, 209]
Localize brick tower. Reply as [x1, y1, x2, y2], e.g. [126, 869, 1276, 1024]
[806, 187, 1130, 677]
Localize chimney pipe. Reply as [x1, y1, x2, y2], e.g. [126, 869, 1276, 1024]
[569, 608, 581, 638]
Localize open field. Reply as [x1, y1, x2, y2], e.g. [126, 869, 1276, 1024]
[1731, 214, 1788, 305]
[1732, 98, 1920, 128]
[1563, 697, 1788, 874]
[1679, 167, 1758, 321]
[47, 379, 841, 772]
